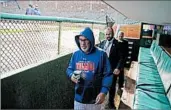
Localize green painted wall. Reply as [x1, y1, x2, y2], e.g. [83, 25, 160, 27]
[1, 54, 75, 109]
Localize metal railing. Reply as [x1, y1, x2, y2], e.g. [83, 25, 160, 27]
[0, 13, 106, 79]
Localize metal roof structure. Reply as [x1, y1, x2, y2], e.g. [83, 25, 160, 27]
[103, 1, 171, 25]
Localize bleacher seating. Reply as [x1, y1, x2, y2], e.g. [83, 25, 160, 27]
[133, 40, 171, 109]
[150, 40, 171, 105]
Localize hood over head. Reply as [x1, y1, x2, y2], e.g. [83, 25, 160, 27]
[75, 27, 95, 54]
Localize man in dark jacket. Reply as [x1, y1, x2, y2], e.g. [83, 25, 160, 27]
[66, 27, 113, 110]
[117, 31, 128, 66]
[98, 27, 126, 109]
[116, 31, 128, 96]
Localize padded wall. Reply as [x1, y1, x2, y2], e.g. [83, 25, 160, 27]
[150, 40, 171, 104]
[1, 54, 75, 109]
[134, 47, 171, 109]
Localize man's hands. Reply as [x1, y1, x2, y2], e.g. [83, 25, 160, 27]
[71, 74, 79, 83]
[71, 70, 81, 83]
[95, 93, 106, 104]
[113, 68, 120, 75]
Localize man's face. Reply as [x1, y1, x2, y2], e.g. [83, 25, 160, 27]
[105, 28, 113, 41]
[35, 5, 38, 9]
[118, 32, 124, 40]
[79, 36, 90, 53]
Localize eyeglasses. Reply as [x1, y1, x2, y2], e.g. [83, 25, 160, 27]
[79, 38, 89, 42]
[106, 34, 112, 36]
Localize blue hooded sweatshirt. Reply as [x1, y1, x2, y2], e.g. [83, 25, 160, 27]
[66, 27, 113, 104]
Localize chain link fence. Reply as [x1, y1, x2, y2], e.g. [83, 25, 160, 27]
[0, 19, 59, 78]
[60, 23, 105, 55]
[0, 15, 106, 79]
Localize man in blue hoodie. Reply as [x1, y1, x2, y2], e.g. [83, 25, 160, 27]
[66, 27, 113, 110]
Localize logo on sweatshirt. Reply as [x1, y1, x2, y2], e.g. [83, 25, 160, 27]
[76, 61, 95, 71]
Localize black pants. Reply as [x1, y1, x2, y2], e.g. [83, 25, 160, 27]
[109, 70, 124, 106]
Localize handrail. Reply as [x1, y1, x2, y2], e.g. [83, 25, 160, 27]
[0, 13, 106, 25]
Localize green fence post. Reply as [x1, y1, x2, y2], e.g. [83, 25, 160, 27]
[92, 23, 94, 30]
[58, 22, 62, 54]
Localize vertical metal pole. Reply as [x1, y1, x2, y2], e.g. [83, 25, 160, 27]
[58, 22, 62, 54]
[92, 23, 94, 39]
[92, 23, 94, 30]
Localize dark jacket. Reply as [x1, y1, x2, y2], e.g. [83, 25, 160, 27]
[118, 39, 128, 64]
[98, 38, 125, 71]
